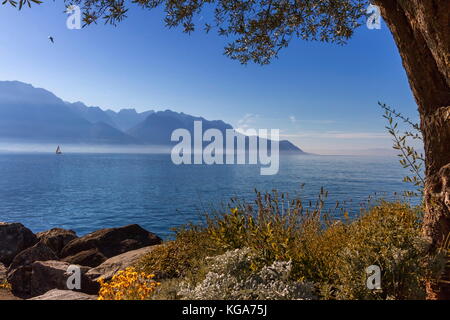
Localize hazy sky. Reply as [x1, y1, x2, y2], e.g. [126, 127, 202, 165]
[0, 2, 419, 154]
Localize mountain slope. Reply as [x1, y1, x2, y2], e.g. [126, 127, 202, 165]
[106, 108, 154, 131]
[128, 110, 306, 153]
[0, 81, 138, 144]
[0, 81, 306, 153]
[127, 110, 233, 145]
[67, 101, 118, 128]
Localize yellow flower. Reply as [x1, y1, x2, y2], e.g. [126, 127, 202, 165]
[97, 267, 161, 300]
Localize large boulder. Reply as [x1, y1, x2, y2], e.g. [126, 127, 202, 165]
[36, 228, 77, 257]
[86, 245, 161, 281]
[8, 242, 57, 271]
[7, 242, 58, 297]
[30, 260, 99, 297]
[7, 267, 30, 298]
[62, 248, 107, 267]
[0, 222, 37, 266]
[29, 289, 97, 300]
[60, 224, 162, 263]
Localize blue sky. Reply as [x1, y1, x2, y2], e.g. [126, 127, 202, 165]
[0, 2, 419, 154]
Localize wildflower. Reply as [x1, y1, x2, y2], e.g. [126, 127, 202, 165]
[97, 267, 160, 300]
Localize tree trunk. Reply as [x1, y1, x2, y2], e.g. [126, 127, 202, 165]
[372, 0, 450, 299]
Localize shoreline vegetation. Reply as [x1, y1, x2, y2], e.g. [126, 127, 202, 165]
[1, 191, 447, 300]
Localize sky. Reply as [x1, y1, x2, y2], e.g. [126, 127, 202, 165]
[0, 2, 419, 154]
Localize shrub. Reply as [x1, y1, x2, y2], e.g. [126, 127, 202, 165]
[331, 202, 442, 300]
[97, 267, 160, 300]
[177, 248, 316, 300]
[137, 191, 444, 300]
[204, 190, 332, 271]
[136, 226, 222, 281]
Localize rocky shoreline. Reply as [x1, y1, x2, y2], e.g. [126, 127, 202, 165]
[0, 222, 162, 300]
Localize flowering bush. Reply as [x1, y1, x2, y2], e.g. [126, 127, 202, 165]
[98, 267, 160, 300]
[0, 280, 11, 290]
[178, 248, 316, 300]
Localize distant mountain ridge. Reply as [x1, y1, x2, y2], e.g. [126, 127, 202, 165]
[106, 108, 155, 132]
[0, 81, 306, 153]
[0, 81, 137, 144]
[127, 110, 234, 145]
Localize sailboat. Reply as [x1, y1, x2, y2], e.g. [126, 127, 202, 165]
[56, 146, 62, 155]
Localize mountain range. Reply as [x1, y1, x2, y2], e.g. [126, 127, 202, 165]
[0, 81, 305, 153]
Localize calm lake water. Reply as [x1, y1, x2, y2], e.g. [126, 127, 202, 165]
[0, 153, 416, 239]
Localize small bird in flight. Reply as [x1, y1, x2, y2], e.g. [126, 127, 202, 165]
[48, 36, 54, 43]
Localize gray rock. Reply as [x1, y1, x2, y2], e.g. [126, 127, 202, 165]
[0, 222, 38, 266]
[29, 289, 97, 300]
[60, 224, 162, 261]
[30, 260, 99, 297]
[87, 245, 161, 281]
[36, 228, 77, 257]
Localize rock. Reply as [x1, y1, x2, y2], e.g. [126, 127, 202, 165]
[60, 224, 162, 262]
[36, 228, 77, 256]
[87, 245, 161, 281]
[6, 242, 58, 298]
[62, 248, 107, 268]
[0, 222, 38, 266]
[29, 289, 97, 300]
[0, 289, 21, 300]
[0, 263, 18, 300]
[7, 266, 31, 298]
[8, 242, 58, 271]
[30, 260, 99, 297]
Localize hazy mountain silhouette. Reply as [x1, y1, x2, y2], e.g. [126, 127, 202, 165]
[127, 110, 233, 144]
[67, 101, 118, 128]
[106, 108, 154, 131]
[128, 110, 306, 153]
[0, 81, 306, 153]
[66, 101, 154, 132]
[0, 81, 137, 144]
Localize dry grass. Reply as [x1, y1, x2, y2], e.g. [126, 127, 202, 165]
[136, 191, 444, 300]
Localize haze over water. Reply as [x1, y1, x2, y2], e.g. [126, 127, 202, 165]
[0, 152, 416, 239]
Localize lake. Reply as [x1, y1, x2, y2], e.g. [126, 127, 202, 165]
[0, 153, 417, 239]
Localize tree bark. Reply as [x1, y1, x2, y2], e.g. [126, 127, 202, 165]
[372, 0, 450, 299]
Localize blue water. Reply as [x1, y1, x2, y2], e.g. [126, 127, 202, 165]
[0, 153, 416, 239]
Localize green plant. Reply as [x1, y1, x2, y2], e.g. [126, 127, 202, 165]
[205, 190, 335, 270]
[177, 248, 316, 300]
[331, 202, 442, 299]
[138, 190, 443, 300]
[380, 102, 425, 197]
[136, 226, 222, 281]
